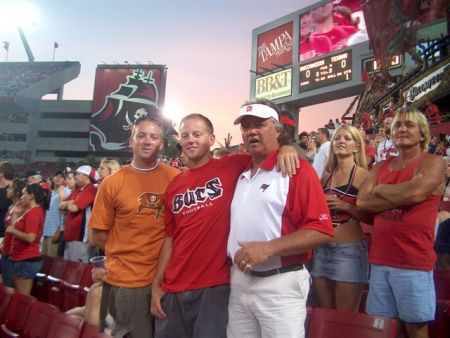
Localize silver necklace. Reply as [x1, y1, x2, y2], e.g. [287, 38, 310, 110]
[130, 160, 159, 172]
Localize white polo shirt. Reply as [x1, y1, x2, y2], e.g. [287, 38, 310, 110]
[227, 151, 333, 272]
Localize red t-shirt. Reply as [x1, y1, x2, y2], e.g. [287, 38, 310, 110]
[370, 154, 441, 270]
[313, 25, 358, 51]
[10, 206, 44, 261]
[162, 155, 250, 293]
[1, 205, 14, 255]
[365, 144, 376, 169]
[424, 104, 441, 124]
[64, 184, 97, 241]
[300, 35, 333, 61]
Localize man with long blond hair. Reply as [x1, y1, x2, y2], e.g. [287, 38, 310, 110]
[358, 107, 446, 338]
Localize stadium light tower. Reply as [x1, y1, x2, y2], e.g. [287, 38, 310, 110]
[0, 1, 38, 62]
[17, 26, 35, 62]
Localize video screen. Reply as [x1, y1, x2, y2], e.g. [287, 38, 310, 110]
[299, 0, 368, 62]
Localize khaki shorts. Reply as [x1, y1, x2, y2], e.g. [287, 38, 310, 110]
[101, 282, 153, 338]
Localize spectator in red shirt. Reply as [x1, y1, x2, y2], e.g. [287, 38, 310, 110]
[6, 183, 50, 295]
[424, 99, 441, 124]
[299, 11, 332, 61]
[311, 1, 358, 51]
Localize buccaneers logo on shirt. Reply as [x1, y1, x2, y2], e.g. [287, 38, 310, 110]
[137, 192, 165, 218]
[172, 178, 223, 214]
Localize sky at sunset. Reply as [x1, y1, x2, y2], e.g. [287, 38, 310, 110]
[1, 0, 353, 146]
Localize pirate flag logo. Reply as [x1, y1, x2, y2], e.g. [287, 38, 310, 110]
[89, 68, 161, 152]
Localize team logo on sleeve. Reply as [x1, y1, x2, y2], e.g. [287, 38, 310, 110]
[172, 178, 223, 214]
[137, 192, 165, 218]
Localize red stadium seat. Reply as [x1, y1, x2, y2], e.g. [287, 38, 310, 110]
[434, 268, 450, 300]
[33, 257, 67, 302]
[0, 293, 35, 337]
[62, 263, 94, 311]
[81, 323, 113, 338]
[428, 300, 450, 338]
[21, 301, 59, 338]
[0, 285, 15, 323]
[47, 313, 85, 338]
[49, 261, 86, 310]
[307, 307, 398, 338]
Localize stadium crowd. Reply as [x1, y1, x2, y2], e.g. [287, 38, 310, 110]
[0, 99, 449, 338]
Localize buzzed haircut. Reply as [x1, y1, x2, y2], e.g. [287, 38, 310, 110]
[318, 127, 330, 139]
[0, 161, 15, 180]
[132, 115, 164, 138]
[180, 114, 214, 134]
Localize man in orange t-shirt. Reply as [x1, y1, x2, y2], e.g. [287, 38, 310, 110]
[90, 116, 180, 337]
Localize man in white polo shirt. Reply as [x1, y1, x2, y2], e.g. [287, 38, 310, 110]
[227, 99, 334, 338]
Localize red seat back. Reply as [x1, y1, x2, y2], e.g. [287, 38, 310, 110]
[307, 308, 398, 338]
[79, 264, 94, 288]
[1, 293, 35, 334]
[0, 285, 15, 323]
[22, 301, 59, 338]
[434, 268, 450, 300]
[47, 313, 84, 338]
[63, 261, 86, 285]
[40, 255, 56, 275]
[48, 257, 67, 279]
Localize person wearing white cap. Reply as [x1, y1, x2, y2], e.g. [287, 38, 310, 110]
[227, 99, 334, 338]
[59, 165, 97, 263]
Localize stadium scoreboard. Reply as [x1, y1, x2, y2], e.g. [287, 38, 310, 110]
[299, 50, 352, 91]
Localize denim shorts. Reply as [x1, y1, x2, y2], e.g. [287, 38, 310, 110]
[366, 264, 435, 323]
[311, 241, 368, 283]
[11, 258, 43, 279]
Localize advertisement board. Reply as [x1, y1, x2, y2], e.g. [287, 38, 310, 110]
[89, 65, 167, 152]
[255, 69, 292, 100]
[299, 0, 368, 62]
[256, 22, 293, 73]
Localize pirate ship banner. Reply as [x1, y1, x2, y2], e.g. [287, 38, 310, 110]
[89, 65, 167, 152]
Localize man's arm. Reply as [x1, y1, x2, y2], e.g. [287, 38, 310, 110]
[234, 229, 331, 269]
[373, 155, 445, 205]
[66, 202, 80, 213]
[90, 228, 109, 251]
[356, 164, 395, 213]
[278, 145, 301, 177]
[150, 237, 173, 320]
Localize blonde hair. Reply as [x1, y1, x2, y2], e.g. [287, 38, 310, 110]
[100, 158, 120, 174]
[326, 124, 368, 172]
[391, 107, 430, 152]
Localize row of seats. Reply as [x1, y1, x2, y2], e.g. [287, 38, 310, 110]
[26, 256, 450, 337]
[306, 307, 398, 338]
[0, 283, 110, 338]
[32, 256, 95, 311]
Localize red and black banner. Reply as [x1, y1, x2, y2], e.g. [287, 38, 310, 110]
[89, 65, 167, 153]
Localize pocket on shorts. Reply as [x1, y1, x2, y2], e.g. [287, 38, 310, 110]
[338, 244, 364, 259]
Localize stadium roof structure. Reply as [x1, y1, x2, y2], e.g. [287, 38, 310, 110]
[0, 61, 80, 112]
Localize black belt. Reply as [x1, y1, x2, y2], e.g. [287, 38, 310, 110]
[250, 264, 304, 278]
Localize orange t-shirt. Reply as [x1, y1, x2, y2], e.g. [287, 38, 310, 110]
[89, 164, 180, 287]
